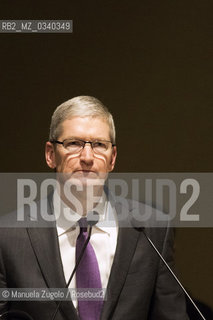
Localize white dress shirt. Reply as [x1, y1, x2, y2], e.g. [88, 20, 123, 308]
[54, 190, 118, 309]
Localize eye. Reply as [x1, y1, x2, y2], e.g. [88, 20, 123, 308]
[65, 140, 83, 148]
[93, 141, 107, 149]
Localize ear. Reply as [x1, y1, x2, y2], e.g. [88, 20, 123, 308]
[45, 141, 56, 169]
[108, 146, 117, 172]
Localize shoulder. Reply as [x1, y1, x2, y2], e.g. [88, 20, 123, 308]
[112, 197, 170, 229]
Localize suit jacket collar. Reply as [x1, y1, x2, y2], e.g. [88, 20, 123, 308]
[27, 197, 79, 320]
[100, 201, 141, 320]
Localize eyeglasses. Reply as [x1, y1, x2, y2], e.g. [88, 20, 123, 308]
[50, 138, 115, 154]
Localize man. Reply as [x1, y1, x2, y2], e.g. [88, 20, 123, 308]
[0, 96, 189, 319]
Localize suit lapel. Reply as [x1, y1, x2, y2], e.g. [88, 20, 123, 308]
[101, 202, 140, 320]
[27, 227, 66, 289]
[27, 225, 78, 319]
[25, 193, 68, 289]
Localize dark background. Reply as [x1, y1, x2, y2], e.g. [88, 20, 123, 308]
[0, 0, 212, 312]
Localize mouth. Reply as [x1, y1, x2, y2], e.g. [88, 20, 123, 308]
[74, 170, 95, 173]
[73, 170, 98, 176]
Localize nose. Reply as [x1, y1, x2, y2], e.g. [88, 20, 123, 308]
[79, 143, 94, 165]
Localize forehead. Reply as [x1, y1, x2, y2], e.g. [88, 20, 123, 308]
[59, 116, 110, 140]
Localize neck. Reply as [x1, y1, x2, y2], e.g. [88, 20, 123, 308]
[59, 182, 104, 216]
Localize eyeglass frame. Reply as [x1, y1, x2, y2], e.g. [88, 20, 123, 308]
[50, 138, 116, 153]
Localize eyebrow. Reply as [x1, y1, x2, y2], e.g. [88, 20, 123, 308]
[61, 136, 111, 141]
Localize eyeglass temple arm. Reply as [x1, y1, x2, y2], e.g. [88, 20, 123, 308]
[50, 140, 63, 145]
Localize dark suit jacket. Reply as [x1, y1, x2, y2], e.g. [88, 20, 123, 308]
[0, 198, 189, 320]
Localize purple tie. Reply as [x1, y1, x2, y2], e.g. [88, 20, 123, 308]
[76, 218, 103, 320]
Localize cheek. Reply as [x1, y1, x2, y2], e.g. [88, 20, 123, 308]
[94, 154, 113, 171]
[65, 155, 80, 168]
[94, 153, 107, 165]
[56, 153, 79, 168]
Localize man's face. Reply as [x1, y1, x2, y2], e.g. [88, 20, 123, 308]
[45, 116, 117, 179]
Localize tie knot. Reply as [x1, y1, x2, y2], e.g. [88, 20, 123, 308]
[78, 217, 88, 232]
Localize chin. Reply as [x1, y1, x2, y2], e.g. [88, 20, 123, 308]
[71, 172, 102, 186]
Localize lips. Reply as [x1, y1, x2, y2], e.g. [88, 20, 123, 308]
[73, 170, 98, 176]
[74, 170, 96, 173]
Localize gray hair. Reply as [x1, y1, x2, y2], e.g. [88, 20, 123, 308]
[49, 96, 116, 144]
